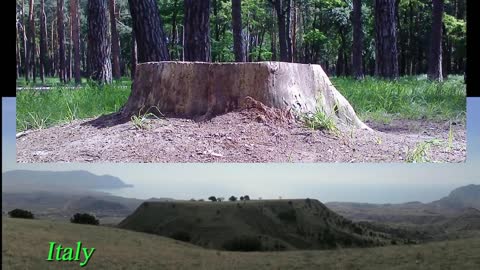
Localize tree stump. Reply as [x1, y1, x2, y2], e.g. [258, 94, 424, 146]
[121, 61, 370, 130]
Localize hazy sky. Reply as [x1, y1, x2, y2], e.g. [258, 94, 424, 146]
[2, 97, 480, 203]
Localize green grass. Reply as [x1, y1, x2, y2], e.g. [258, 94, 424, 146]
[16, 82, 131, 132]
[303, 110, 339, 134]
[3, 217, 480, 270]
[331, 75, 466, 122]
[16, 76, 132, 88]
[130, 108, 165, 130]
[405, 139, 444, 163]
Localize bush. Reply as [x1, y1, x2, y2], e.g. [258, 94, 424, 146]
[208, 196, 217, 202]
[170, 231, 191, 242]
[223, 236, 263, 251]
[353, 226, 363, 235]
[70, 213, 99, 225]
[277, 210, 297, 223]
[8, 209, 34, 219]
[229, 196, 237, 202]
[305, 198, 312, 207]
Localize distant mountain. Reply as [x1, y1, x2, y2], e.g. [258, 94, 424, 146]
[2, 191, 144, 220]
[2, 170, 133, 191]
[326, 184, 480, 229]
[432, 184, 480, 210]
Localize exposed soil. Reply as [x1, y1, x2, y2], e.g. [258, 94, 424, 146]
[16, 108, 466, 163]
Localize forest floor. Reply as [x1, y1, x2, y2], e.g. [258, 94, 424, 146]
[15, 76, 467, 163]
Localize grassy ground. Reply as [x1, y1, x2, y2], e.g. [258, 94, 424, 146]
[3, 217, 480, 270]
[16, 76, 132, 88]
[16, 81, 131, 131]
[332, 75, 466, 123]
[15, 75, 466, 132]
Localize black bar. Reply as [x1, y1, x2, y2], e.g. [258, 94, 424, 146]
[466, 0, 477, 97]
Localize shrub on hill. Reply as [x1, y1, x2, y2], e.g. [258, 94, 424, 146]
[277, 209, 297, 223]
[70, 213, 99, 225]
[170, 231, 191, 242]
[223, 235, 263, 251]
[8, 209, 34, 219]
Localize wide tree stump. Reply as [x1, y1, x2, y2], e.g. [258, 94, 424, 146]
[121, 61, 370, 129]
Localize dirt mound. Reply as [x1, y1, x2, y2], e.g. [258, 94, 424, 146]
[16, 110, 466, 163]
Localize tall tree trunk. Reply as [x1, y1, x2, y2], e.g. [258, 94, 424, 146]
[19, 0, 27, 78]
[131, 28, 137, 79]
[128, 0, 170, 63]
[427, 0, 444, 81]
[374, 0, 399, 79]
[87, 0, 112, 83]
[39, 0, 48, 83]
[51, 19, 57, 77]
[441, 23, 449, 79]
[170, 0, 179, 59]
[16, 23, 20, 80]
[286, 0, 293, 62]
[22, 0, 29, 81]
[270, 6, 277, 61]
[408, 0, 414, 75]
[271, 0, 288, 62]
[27, 0, 36, 82]
[70, 0, 81, 84]
[232, 0, 245, 62]
[257, 30, 266, 61]
[16, 1, 22, 79]
[81, 36, 86, 74]
[414, 7, 421, 74]
[292, 0, 297, 62]
[109, 0, 121, 80]
[444, 23, 452, 77]
[57, 0, 66, 83]
[352, 0, 364, 80]
[67, 17, 72, 82]
[184, 0, 211, 62]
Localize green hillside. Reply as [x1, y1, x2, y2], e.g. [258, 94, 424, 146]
[3, 217, 480, 270]
[119, 199, 411, 251]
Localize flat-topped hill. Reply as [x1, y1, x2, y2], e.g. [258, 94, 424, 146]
[119, 199, 396, 251]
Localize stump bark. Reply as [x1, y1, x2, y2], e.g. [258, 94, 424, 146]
[121, 61, 370, 130]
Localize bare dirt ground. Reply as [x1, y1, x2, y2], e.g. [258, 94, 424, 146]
[16, 108, 466, 163]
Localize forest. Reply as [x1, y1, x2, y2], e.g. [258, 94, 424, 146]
[15, 0, 466, 84]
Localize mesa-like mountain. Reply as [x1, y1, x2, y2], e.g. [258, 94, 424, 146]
[2, 170, 133, 191]
[119, 199, 404, 251]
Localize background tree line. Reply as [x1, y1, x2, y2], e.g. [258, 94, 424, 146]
[15, 0, 466, 84]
